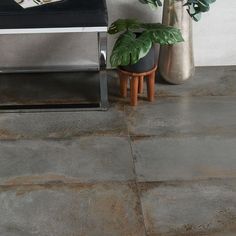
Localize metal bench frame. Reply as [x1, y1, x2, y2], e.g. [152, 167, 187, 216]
[0, 26, 108, 112]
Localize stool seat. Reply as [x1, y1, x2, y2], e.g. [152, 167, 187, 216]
[119, 65, 157, 106]
[0, 0, 108, 29]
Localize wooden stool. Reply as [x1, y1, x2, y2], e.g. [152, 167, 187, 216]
[118, 65, 157, 106]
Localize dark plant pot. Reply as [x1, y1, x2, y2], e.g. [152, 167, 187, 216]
[120, 45, 156, 73]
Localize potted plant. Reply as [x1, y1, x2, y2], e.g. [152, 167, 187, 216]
[109, 0, 216, 81]
[108, 19, 184, 73]
[108, 16, 185, 105]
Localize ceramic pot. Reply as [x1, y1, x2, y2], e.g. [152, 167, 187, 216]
[120, 45, 156, 73]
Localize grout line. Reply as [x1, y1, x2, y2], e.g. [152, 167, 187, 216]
[136, 177, 236, 187]
[127, 133, 148, 236]
[0, 180, 136, 190]
[1, 177, 236, 189]
[123, 92, 148, 234]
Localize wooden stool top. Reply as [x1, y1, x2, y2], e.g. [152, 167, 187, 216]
[118, 65, 157, 77]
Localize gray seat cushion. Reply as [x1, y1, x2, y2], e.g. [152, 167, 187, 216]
[0, 0, 108, 29]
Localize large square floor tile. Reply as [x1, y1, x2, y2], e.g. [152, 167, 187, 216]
[0, 183, 145, 236]
[0, 105, 127, 139]
[0, 136, 135, 185]
[126, 97, 236, 137]
[132, 136, 236, 182]
[139, 180, 236, 236]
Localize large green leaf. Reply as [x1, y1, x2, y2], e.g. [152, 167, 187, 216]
[110, 31, 152, 67]
[110, 23, 184, 68]
[142, 23, 184, 45]
[108, 19, 141, 35]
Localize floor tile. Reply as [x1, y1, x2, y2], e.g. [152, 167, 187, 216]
[0, 105, 127, 140]
[126, 97, 236, 137]
[157, 66, 236, 97]
[0, 183, 145, 236]
[0, 136, 134, 185]
[132, 136, 236, 182]
[139, 180, 236, 236]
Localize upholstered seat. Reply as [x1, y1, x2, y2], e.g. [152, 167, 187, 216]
[0, 0, 108, 29]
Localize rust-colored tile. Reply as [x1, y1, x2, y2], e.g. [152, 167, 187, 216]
[0, 137, 135, 185]
[139, 180, 236, 236]
[0, 183, 146, 236]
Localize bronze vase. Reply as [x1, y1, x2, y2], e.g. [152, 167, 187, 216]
[159, 0, 195, 84]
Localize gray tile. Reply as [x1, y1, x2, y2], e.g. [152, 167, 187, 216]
[0, 183, 145, 236]
[126, 97, 236, 137]
[0, 136, 134, 185]
[133, 136, 236, 182]
[139, 180, 236, 236]
[0, 105, 127, 140]
[157, 66, 236, 97]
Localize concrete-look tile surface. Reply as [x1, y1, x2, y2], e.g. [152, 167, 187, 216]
[0, 136, 134, 185]
[139, 180, 236, 236]
[157, 66, 236, 97]
[126, 97, 236, 137]
[132, 136, 236, 182]
[0, 183, 145, 236]
[0, 105, 127, 140]
[0, 66, 235, 236]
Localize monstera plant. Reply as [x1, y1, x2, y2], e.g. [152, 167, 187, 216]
[109, 0, 216, 69]
[108, 20, 183, 68]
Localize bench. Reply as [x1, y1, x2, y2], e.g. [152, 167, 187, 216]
[0, 0, 108, 111]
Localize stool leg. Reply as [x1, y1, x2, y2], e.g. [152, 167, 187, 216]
[119, 73, 128, 98]
[130, 77, 139, 106]
[138, 76, 144, 94]
[147, 71, 155, 102]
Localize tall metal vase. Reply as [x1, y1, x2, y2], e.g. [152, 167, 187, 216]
[159, 0, 195, 84]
